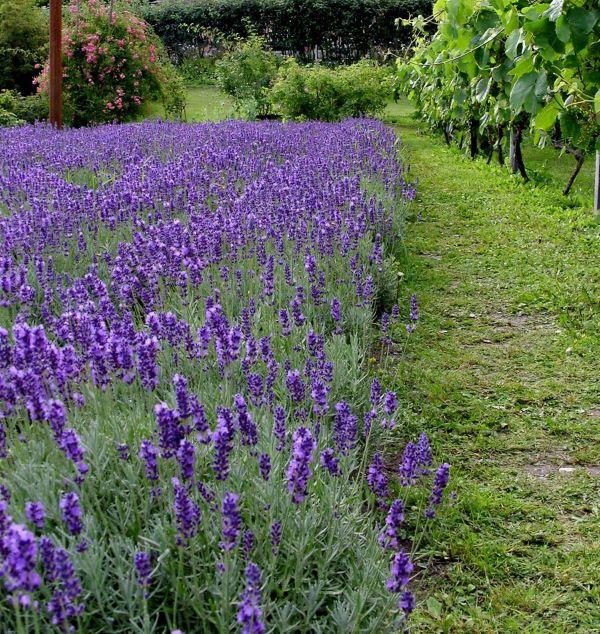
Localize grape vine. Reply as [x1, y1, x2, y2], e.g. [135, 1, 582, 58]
[397, 0, 600, 195]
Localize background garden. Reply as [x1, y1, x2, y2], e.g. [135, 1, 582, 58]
[0, 0, 599, 632]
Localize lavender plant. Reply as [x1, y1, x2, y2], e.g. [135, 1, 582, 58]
[0, 119, 451, 632]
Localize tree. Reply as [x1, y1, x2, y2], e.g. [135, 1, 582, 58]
[0, 0, 48, 94]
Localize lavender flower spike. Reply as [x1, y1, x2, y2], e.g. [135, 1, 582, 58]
[286, 427, 316, 504]
[425, 463, 451, 519]
[237, 562, 266, 634]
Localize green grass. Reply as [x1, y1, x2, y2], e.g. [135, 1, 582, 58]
[380, 99, 600, 633]
[384, 99, 596, 203]
[145, 85, 236, 122]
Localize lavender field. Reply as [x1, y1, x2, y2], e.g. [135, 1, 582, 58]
[0, 120, 449, 633]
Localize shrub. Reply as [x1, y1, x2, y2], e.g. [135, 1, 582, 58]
[0, 88, 48, 123]
[177, 25, 228, 85]
[144, 0, 433, 64]
[0, 0, 48, 94]
[269, 59, 389, 122]
[35, 0, 185, 126]
[0, 90, 24, 126]
[215, 33, 279, 118]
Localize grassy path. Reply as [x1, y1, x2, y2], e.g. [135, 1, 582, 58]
[383, 105, 600, 633]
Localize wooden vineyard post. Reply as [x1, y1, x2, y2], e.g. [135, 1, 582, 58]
[49, 0, 62, 128]
[594, 150, 600, 219]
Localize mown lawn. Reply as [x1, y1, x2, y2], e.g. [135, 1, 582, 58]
[382, 100, 600, 633]
[145, 85, 236, 122]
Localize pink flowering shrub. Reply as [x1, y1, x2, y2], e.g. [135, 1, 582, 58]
[36, 0, 184, 125]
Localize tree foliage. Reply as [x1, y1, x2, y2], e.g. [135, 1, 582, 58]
[144, 0, 432, 64]
[0, 0, 48, 94]
[215, 32, 280, 119]
[397, 0, 599, 194]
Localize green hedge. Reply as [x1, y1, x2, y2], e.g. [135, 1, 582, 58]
[143, 0, 432, 64]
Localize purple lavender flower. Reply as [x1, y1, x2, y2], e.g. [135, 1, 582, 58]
[367, 452, 389, 504]
[381, 312, 390, 333]
[242, 530, 255, 559]
[0, 327, 10, 367]
[41, 538, 85, 627]
[406, 294, 419, 333]
[59, 428, 87, 474]
[138, 336, 159, 390]
[290, 297, 305, 327]
[0, 501, 11, 548]
[60, 492, 83, 536]
[176, 438, 196, 482]
[135, 551, 153, 599]
[378, 499, 404, 550]
[220, 492, 241, 552]
[258, 453, 271, 481]
[44, 399, 67, 440]
[212, 407, 235, 481]
[399, 590, 416, 617]
[363, 408, 377, 438]
[172, 477, 200, 542]
[331, 297, 341, 322]
[416, 433, 433, 475]
[383, 391, 397, 416]
[235, 394, 258, 446]
[320, 448, 340, 476]
[25, 501, 45, 530]
[273, 406, 286, 451]
[399, 442, 418, 487]
[286, 426, 316, 504]
[311, 379, 328, 417]
[270, 521, 281, 556]
[334, 401, 357, 454]
[139, 440, 159, 482]
[425, 463, 450, 519]
[0, 523, 41, 605]
[117, 443, 129, 460]
[173, 373, 191, 418]
[386, 549, 414, 592]
[246, 373, 264, 408]
[409, 294, 419, 322]
[154, 403, 183, 456]
[370, 378, 382, 406]
[278, 310, 292, 337]
[237, 562, 266, 634]
[286, 369, 306, 404]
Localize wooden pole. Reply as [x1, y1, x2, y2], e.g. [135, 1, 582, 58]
[594, 150, 600, 218]
[49, 0, 62, 128]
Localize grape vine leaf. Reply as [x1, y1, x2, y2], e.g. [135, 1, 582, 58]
[555, 15, 571, 43]
[475, 77, 492, 102]
[534, 101, 560, 131]
[509, 71, 548, 114]
[566, 8, 599, 52]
